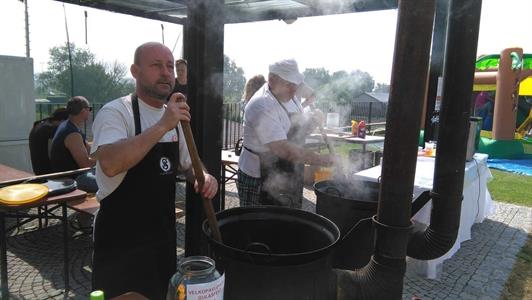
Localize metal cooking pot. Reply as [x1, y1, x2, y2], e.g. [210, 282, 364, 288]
[315, 179, 379, 269]
[203, 206, 339, 299]
[314, 179, 431, 270]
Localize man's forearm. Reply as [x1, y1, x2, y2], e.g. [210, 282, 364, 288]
[269, 140, 329, 166]
[93, 124, 169, 177]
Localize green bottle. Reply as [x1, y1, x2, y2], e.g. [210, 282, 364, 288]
[90, 290, 104, 300]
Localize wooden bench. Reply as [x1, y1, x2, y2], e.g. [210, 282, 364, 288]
[66, 195, 99, 234]
[67, 195, 100, 216]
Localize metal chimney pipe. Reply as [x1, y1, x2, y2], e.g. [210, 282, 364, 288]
[407, 0, 483, 259]
[336, 0, 435, 298]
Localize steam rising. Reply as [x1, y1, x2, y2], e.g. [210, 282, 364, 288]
[315, 70, 375, 125]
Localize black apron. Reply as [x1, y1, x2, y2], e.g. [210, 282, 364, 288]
[92, 94, 179, 299]
[259, 98, 306, 208]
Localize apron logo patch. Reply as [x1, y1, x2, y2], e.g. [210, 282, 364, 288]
[160, 157, 172, 172]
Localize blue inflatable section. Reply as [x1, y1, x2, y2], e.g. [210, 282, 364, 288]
[487, 158, 532, 176]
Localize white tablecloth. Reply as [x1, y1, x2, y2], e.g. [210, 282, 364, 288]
[354, 153, 494, 279]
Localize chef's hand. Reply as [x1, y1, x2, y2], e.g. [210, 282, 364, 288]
[310, 109, 325, 127]
[194, 172, 218, 199]
[302, 94, 316, 108]
[159, 92, 190, 131]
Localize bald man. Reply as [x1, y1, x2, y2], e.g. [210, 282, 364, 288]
[90, 42, 218, 299]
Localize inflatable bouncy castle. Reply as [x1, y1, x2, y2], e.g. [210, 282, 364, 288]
[473, 48, 532, 158]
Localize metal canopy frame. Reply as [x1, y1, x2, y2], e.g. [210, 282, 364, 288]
[53, 0, 398, 24]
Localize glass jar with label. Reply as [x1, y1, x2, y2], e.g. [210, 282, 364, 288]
[166, 256, 224, 300]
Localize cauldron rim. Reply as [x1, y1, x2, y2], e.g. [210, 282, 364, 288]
[314, 179, 380, 204]
[203, 206, 340, 266]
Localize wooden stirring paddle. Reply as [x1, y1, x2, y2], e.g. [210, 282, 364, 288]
[179, 121, 223, 243]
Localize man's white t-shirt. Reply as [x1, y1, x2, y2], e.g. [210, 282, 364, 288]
[90, 94, 191, 201]
[238, 84, 303, 178]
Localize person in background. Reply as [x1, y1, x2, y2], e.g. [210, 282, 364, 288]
[28, 107, 69, 175]
[172, 58, 188, 97]
[240, 74, 266, 112]
[237, 58, 334, 209]
[50, 96, 95, 172]
[170, 59, 190, 183]
[90, 42, 218, 299]
[474, 91, 490, 117]
[475, 91, 495, 130]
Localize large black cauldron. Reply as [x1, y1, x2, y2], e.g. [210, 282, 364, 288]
[315, 179, 379, 270]
[203, 206, 340, 300]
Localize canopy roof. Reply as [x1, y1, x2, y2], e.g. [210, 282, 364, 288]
[53, 0, 398, 24]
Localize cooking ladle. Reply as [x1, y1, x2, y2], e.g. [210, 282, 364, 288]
[179, 115, 223, 243]
[311, 105, 347, 181]
[308, 103, 336, 156]
[319, 125, 336, 157]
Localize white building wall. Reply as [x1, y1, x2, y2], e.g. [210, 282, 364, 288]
[0, 55, 35, 173]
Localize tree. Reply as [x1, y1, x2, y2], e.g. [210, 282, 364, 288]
[302, 68, 331, 91]
[331, 70, 349, 81]
[223, 55, 246, 103]
[374, 83, 390, 93]
[36, 43, 134, 103]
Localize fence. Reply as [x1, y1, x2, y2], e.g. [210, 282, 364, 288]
[315, 101, 387, 126]
[222, 102, 244, 150]
[36, 100, 386, 149]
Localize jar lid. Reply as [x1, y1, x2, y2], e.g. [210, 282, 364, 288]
[90, 290, 104, 300]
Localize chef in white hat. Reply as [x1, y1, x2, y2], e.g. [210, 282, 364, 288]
[237, 58, 334, 208]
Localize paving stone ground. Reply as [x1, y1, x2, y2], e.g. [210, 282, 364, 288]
[1, 182, 530, 299]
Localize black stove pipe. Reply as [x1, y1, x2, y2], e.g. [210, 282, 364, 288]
[423, 0, 449, 143]
[407, 0, 482, 260]
[335, 0, 435, 298]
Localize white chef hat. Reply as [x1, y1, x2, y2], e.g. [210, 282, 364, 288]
[269, 58, 304, 85]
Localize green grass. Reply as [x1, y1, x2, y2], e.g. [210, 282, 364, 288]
[487, 168, 532, 207]
[501, 237, 532, 300]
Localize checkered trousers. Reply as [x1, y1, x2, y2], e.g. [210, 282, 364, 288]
[236, 169, 262, 207]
